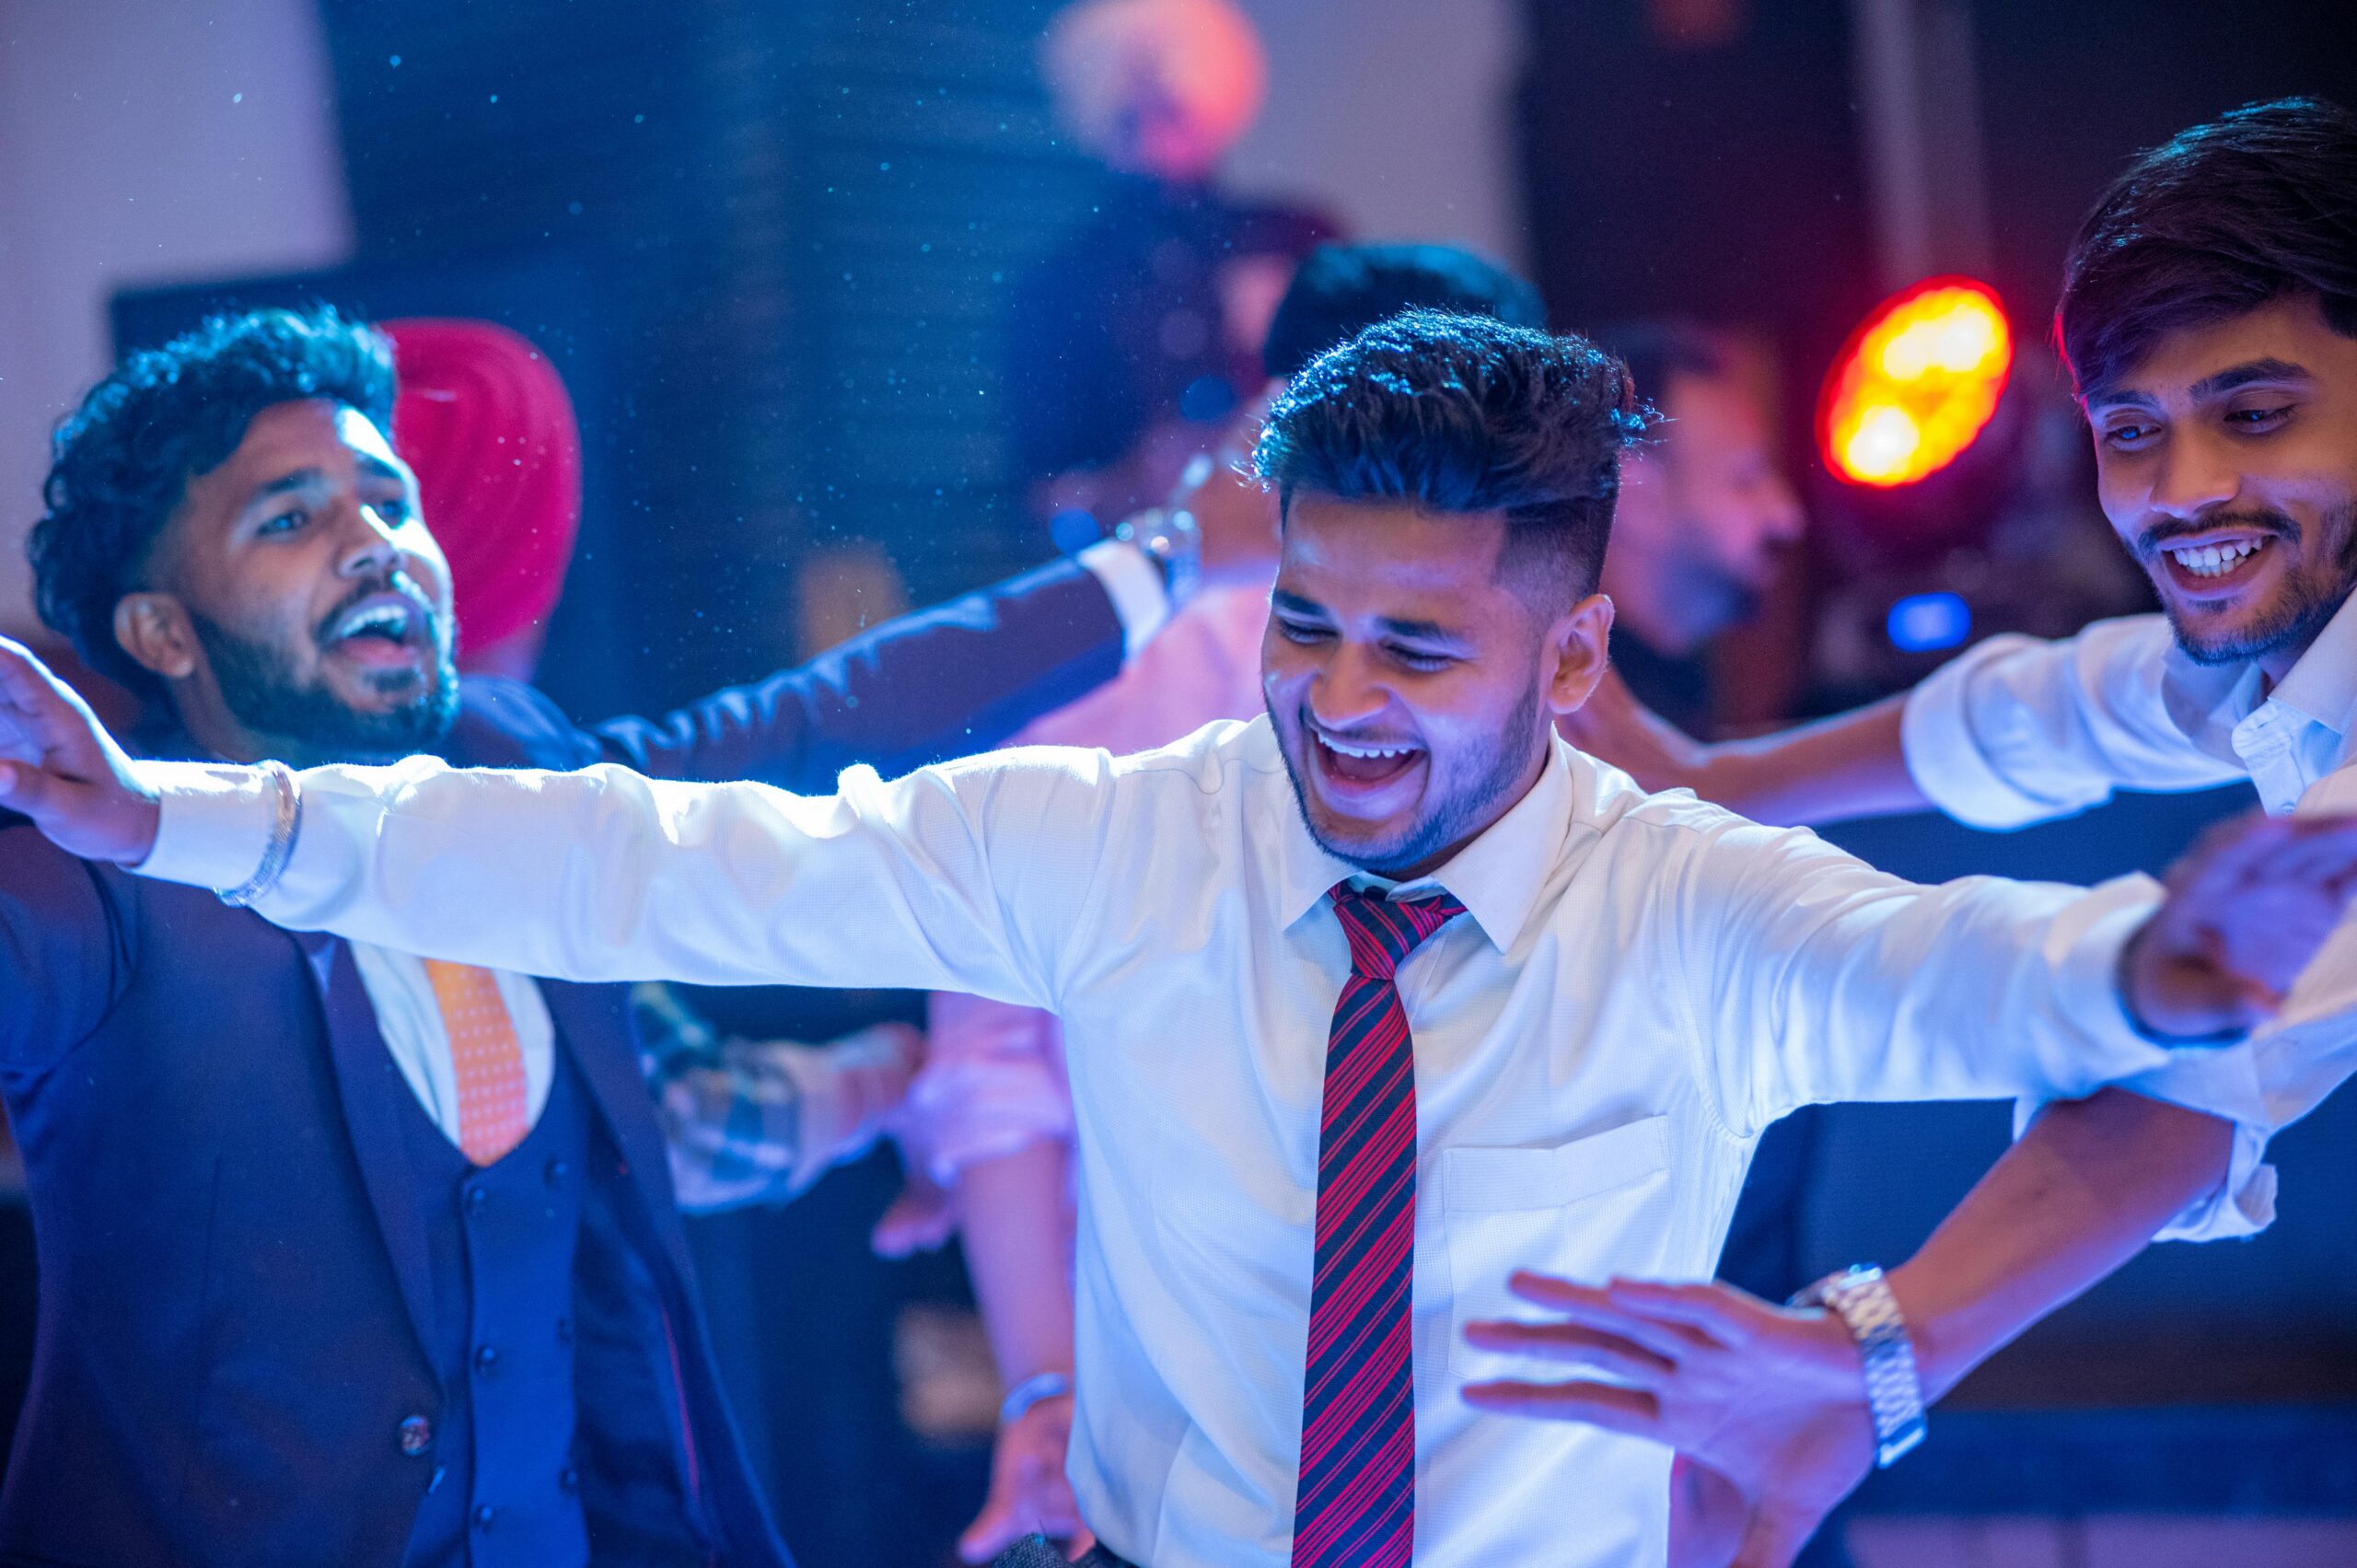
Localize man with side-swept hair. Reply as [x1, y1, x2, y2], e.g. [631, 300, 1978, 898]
[1515, 96, 2357, 1567]
[5, 309, 2351, 1568]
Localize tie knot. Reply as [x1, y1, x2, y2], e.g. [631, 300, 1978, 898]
[1328, 882, 1466, 979]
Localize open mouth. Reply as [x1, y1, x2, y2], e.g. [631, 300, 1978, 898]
[1308, 725, 1427, 808]
[2154, 532, 2281, 598]
[319, 591, 432, 669]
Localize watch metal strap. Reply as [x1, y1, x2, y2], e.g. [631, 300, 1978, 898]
[1798, 1264, 1927, 1469]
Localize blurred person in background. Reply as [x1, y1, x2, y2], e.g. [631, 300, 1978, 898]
[908, 241, 1548, 1562]
[0, 304, 1248, 1567]
[1587, 323, 1806, 735]
[1477, 96, 2357, 1568]
[1010, 0, 1335, 541]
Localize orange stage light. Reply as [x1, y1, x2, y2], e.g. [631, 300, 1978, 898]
[1819, 276, 2013, 488]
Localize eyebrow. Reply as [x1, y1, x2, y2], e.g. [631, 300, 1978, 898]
[241, 468, 329, 511]
[2089, 356, 2315, 413]
[1270, 591, 1465, 645]
[2189, 357, 2312, 400]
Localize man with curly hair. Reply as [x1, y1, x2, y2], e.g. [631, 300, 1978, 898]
[0, 305, 1219, 1567]
[6, 309, 2341, 1568]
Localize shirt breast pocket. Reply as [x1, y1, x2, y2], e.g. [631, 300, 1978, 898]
[1441, 1115, 1675, 1379]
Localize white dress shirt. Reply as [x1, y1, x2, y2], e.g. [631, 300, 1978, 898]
[1901, 591, 2357, 1238]
[136, 720, 2219, 1568]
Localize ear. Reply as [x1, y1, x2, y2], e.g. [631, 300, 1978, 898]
[1540, 592, 1615, 718]
[112, 591, 201, 683]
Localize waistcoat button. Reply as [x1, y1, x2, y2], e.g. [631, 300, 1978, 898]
[474, 1504, 498, 1532]
[474, 1343, 500, 1376]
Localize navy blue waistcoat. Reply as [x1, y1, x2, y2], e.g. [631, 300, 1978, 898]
[393, 1049, 591, 1567]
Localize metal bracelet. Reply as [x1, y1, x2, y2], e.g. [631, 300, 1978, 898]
[217, 760, 301, 909]
[998, 1370, 1073, 1427]
[1793, 1264, 1927, 1469]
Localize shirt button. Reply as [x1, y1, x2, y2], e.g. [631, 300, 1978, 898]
[556, 1316, 574, 1346]
[398, 1415, 434, 1457]
[545, 1156, 571, 1186]
[474, 1344, 500, 1376]
[473, 1504, 498, 1533]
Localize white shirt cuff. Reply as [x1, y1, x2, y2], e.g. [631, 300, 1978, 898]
[1077, 538, 1172, 660]
[2044, 873, 2179, 1079]
[1900, 645, 2058, 830]
[132, 758, 284, 894]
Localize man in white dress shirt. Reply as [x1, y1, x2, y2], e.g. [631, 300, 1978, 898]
[5, 309, 2353, 1568]
[1516, 97, 2357, 1566]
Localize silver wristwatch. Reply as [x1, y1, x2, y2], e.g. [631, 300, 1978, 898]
[1112, 505, 1202, 608]
[1793, 1264, 1927, 1469]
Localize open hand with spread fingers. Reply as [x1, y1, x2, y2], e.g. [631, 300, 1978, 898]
[1463, 1272, 1875, 1568]
[0, 636, 159, 865]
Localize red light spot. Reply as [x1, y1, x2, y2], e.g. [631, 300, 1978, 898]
[1820, 277, 2012, 487]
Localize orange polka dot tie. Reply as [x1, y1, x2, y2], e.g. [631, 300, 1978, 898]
[422, 959, 530, 1166]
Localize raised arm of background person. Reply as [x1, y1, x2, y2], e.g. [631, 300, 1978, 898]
[1559, 668, 1924, 827]
[561, 544, 1166, 790]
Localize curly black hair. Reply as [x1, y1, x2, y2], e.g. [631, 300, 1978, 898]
[30, 306, 397, 697]
[2060, 97, 2357, 402]
[1255, 308, 1651, 608]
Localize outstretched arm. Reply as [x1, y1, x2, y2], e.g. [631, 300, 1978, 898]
[1464, 1088, 2232, 1568]
[1562, 616, 2246, 830]
[1560, 668, 1922, 826]
[0, 633, 1120, 1005]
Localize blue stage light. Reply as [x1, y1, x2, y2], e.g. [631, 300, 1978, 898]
[1887, 591, 1970, 653]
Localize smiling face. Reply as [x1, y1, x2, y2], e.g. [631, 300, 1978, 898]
[1261, 494, 1612, 878]
[118, 398, 460, 763]
[2086, 296, 2357, 679]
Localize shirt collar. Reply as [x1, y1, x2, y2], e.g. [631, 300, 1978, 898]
[2159, 588, 2357, 749]
[2265, 588, 2357, 737]
[1272, 732, 1573, 953]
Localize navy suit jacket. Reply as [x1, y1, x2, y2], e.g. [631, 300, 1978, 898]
[0, 557, 1126, 1566]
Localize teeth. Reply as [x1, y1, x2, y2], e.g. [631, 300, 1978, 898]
[1320, 735, 1418, 761]
[2166, 538, 2267, 578]
[337, 603, 412, 639]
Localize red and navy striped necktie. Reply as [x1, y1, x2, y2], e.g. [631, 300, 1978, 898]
[1293, 881, 1466, 1568]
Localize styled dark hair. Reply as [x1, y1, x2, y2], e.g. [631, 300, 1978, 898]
[1263, 242, 1549, 381]
[1255, 308, 1649, 605]
[30, 307, 397, 696]
[2059, 97, 2357, 401]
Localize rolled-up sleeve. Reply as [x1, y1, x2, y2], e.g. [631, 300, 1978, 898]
[1901, 618, 2244, 830]
[2111, 900, 2357, 1242]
